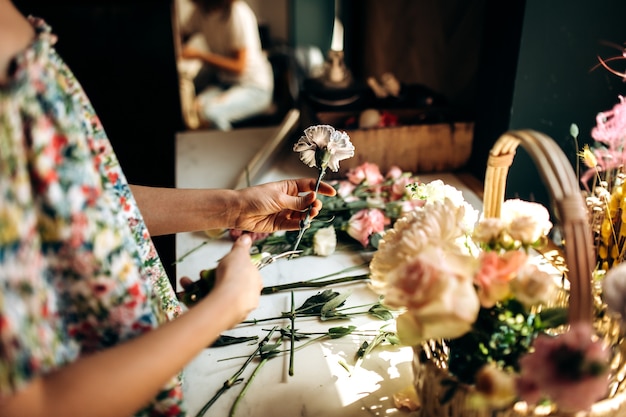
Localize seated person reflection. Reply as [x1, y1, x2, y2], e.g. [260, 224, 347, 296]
[179, 0, 273, 130]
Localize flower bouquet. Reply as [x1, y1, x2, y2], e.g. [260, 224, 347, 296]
[369, 130, 626, 416]
[249, 159, 425, 257]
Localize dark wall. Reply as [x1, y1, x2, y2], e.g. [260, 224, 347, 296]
[16, 0, 183, 280]
[470, 0, 626, 209]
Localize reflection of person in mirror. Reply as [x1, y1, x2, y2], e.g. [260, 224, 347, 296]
[179, 0, 273, 130]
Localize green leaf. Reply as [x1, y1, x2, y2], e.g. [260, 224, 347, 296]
[355, 341, 369, 359]
[211, 334, 258, 347]
[295, 289, 340, 314]
[537, 307, 568, 329]
[328, 325, 357, 339]
[368, 304, 394, 321]
[321, 290, 351, 316]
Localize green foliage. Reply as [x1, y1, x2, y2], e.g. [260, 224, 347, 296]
[447, 299, 568, 385]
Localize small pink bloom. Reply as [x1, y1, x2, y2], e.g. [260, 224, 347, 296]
[385, 165, 404, 179]
[516, 323, 610, 412]
[474, 250, 528, 307]
[390, 175, 413, 200]
[335, 180, 356, 198]
[346, 162, 384, 185]
[347, 208, 389, 247]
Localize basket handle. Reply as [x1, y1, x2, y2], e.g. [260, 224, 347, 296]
[482, 130, 594, 324]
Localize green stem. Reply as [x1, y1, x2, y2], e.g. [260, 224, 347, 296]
[290, 167, 325, 255]
[289, 292, 296, 375]
[261, 274, 369, 294]
[228, 356, 271, 417]
[195, 326, 278, 417]
[173, 241, 208, 265]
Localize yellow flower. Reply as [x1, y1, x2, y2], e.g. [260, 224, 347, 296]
[579, 144, 597, 168]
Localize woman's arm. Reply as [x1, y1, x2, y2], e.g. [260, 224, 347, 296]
[181, 45, 246, 75]
[0, 235, 261, 417]
[130, 179, 336, 236]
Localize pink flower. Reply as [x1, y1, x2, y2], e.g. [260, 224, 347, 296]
[385, 165, 403, 180]
[516, 323, 610, 412]
[346, 162, 384, 185]
[389, 175, 413, 200]
[474, 250, 528, 307]
[385, 247, 480, 344]
[335, 180, 356, 199]
[346, 208, 389, 247]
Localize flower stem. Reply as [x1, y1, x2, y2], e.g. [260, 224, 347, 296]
[195, 326, 278, 417]
[289, 291, 296, 376]
[290, 167, 325, 256]
[228, 355, 271, 417]
[261, 274, 369, 294]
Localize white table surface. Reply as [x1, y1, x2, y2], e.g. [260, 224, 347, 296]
[175, 127, 483, 417]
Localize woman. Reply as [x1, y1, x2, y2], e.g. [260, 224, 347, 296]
[179, 0, 274, 130]
[0, 1, 335, 416]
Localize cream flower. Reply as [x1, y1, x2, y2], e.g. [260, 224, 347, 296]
[387, 247, 479, 344]
[313, 225, 337, 256]
[369, 198, 473, 292]
[474, 364, 517, 408]
[501, 199, 553, 244]
[509, 263, 556, 308]
[472, 217, 506, 245]
[293, 124, 355, 172]
[407, 180, 478, 232]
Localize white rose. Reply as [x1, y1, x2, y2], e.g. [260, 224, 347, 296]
[510, 263, 556, 307]
[501, 199, 553, 244]
[313, 226, 337, 256]
[473, 217, 506, 245]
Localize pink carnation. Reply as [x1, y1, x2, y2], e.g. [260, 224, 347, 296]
[474, 250, 528, 307]
[346, 208, 389, 247]
[346, 162, 384, 185]
[516, 323, 609, 412]
[385, 165, 403, 180]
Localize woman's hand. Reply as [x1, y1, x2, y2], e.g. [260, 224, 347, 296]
[231, 178, 336, 233]
[180, 235, 262, 327]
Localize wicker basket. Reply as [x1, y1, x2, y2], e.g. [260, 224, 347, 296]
[412, 130, 626, 417]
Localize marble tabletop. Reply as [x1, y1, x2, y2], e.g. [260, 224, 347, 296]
[175, 126, 483, 417]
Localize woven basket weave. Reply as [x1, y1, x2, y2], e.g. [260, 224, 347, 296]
[412, 130, 626, 417]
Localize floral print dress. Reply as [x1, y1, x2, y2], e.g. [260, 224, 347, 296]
[0, 19, 185, 416]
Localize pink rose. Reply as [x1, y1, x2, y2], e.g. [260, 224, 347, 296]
[385, 165, 403, 180]
[346, 208, 389, 247]
[335, 180, 356, 198]
[389, 175, 413, 200]
[385, 247, 480, 344]
[474, 250, 528, 308]
[346, 162, 384, 185]
[516, 323, 610, 412]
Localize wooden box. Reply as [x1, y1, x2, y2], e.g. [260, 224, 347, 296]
[316, 111, 474, 178]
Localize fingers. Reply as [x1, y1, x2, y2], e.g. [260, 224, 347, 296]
[179, 276, 193, 290]
[292, 178, 336, 197]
